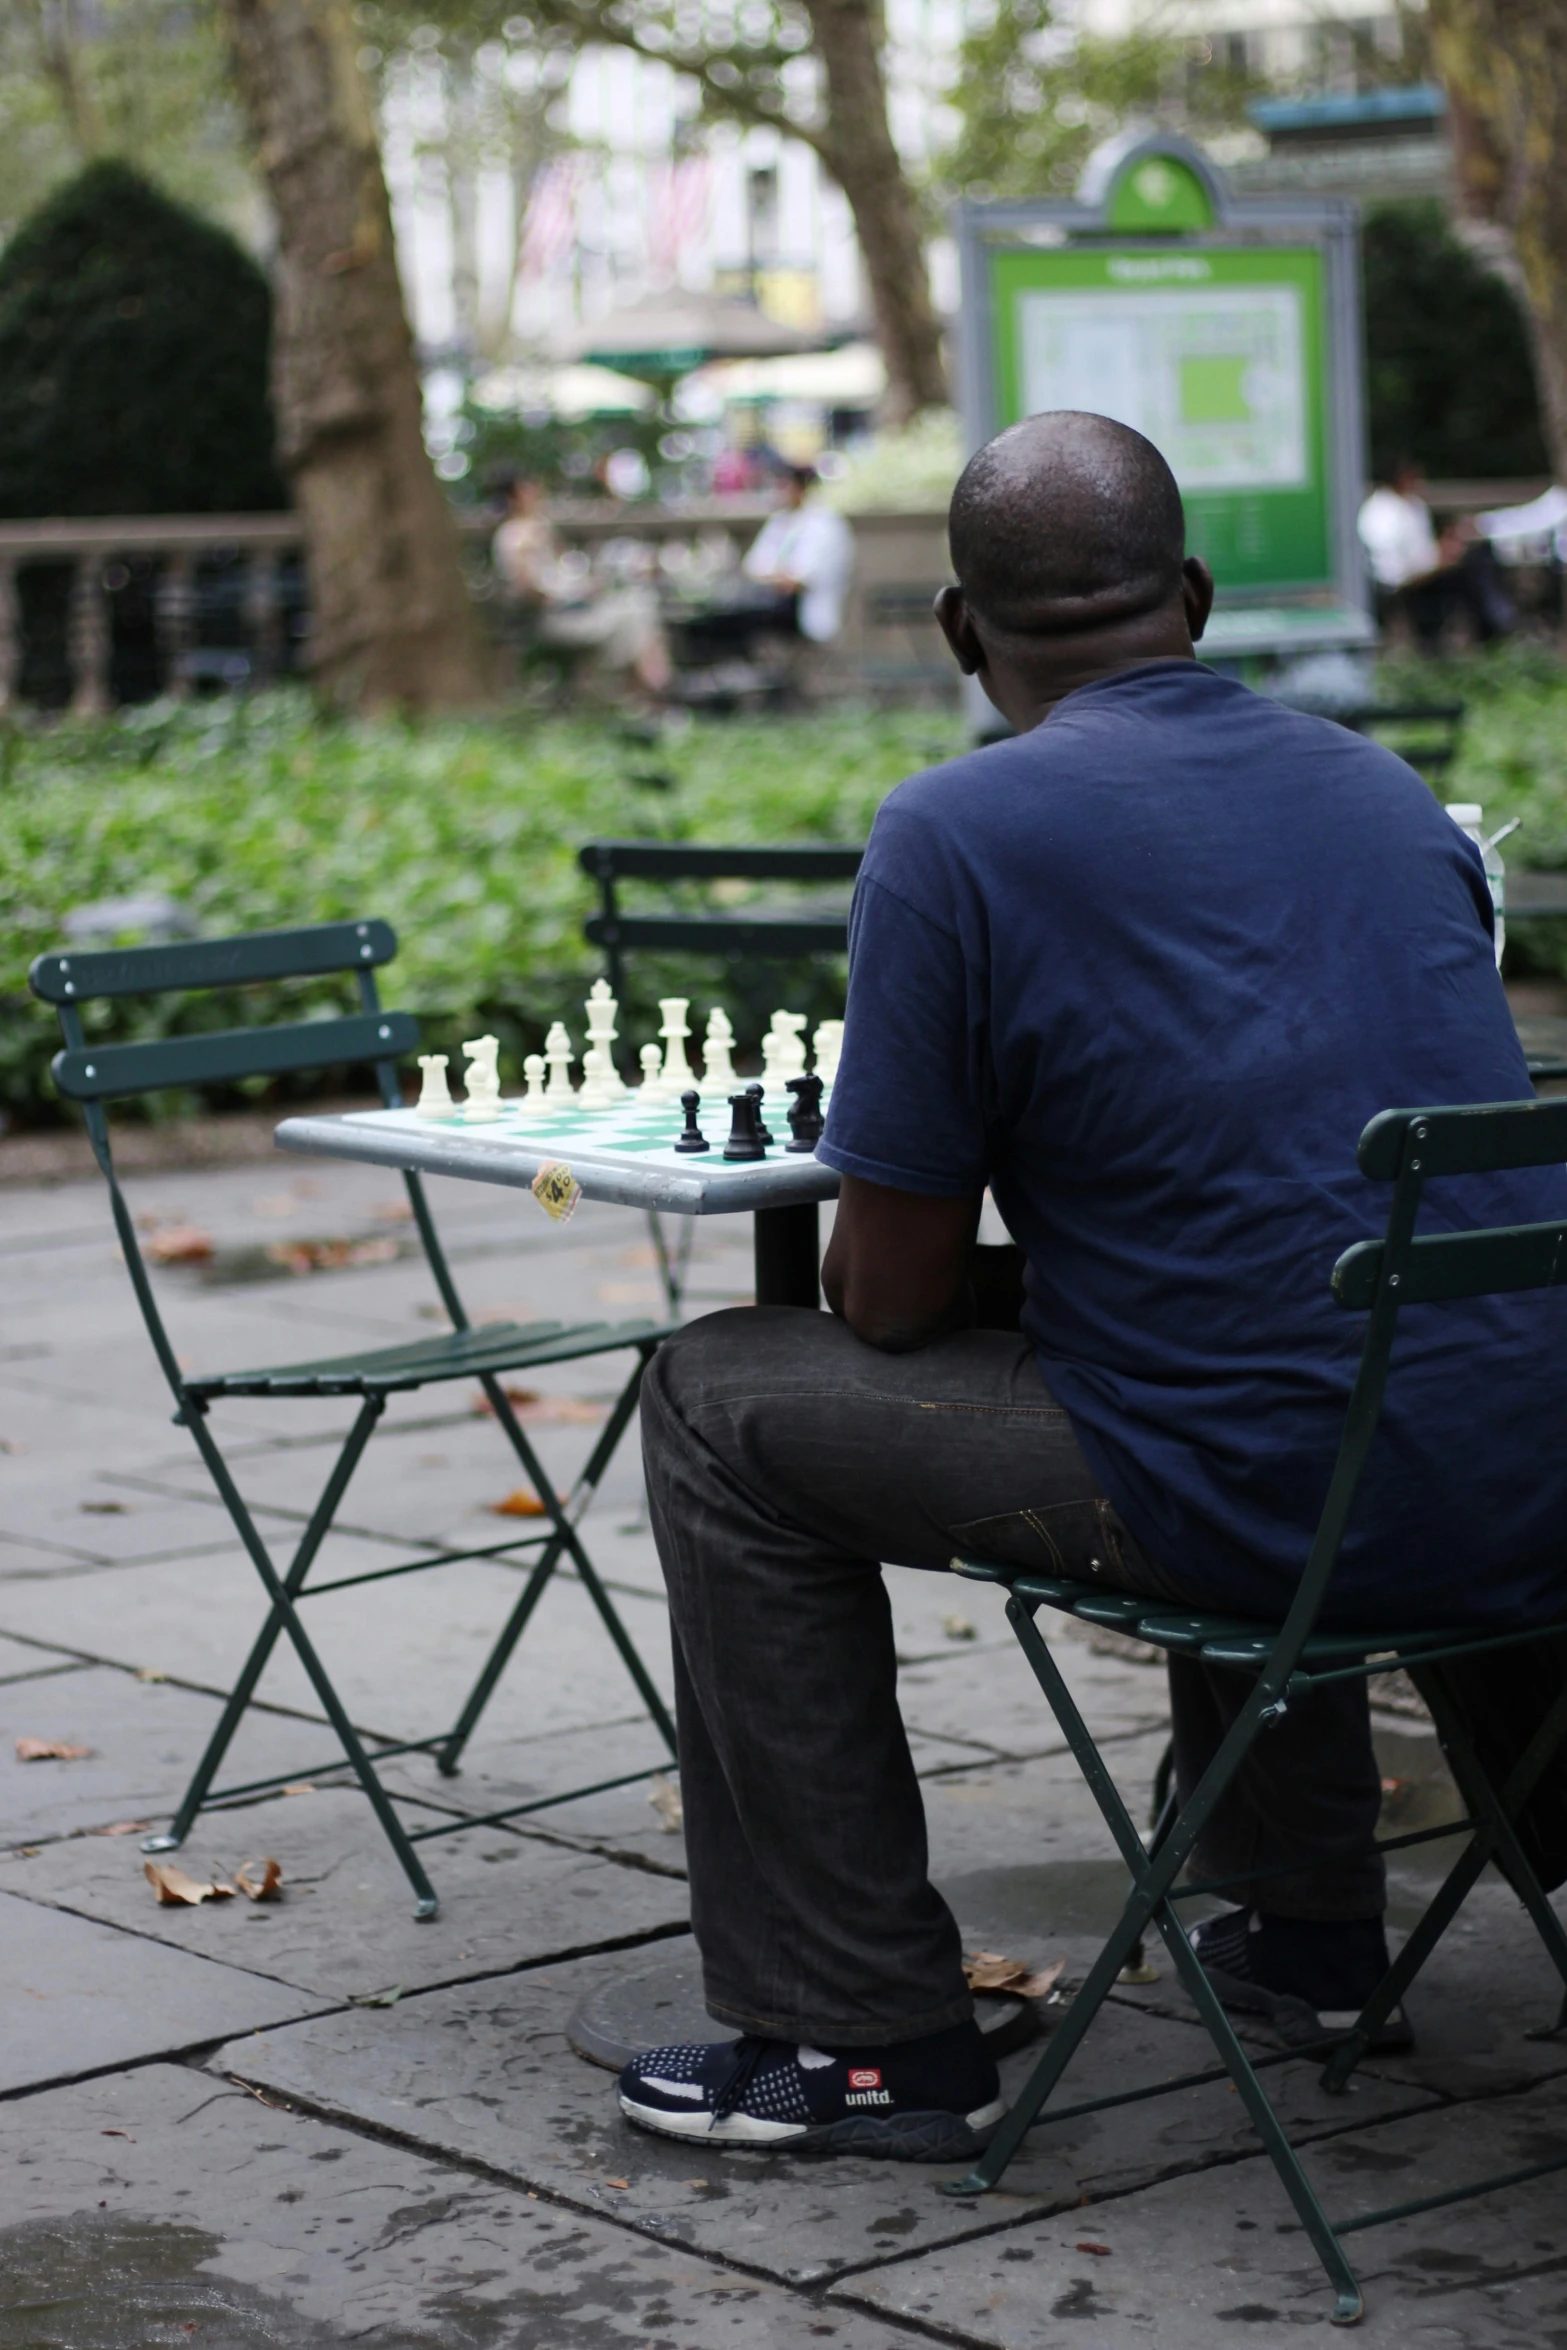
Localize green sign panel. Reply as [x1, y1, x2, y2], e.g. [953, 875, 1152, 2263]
[956, 134, 1370, 657]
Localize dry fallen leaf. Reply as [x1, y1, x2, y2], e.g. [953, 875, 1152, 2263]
[963, 1950, 1066, 2001]
[604, 2177, 630, 2190]
[281, 1783, 315, 1797]
[1076, 2241, 1111, 2256]
[98, 1821, 151, 1837]
[135, 1667, 167, 1684]
[146, 1225, 214, 1265]
[101, 2128, 135, 2141]
[350, 1984, 405, 2008]
[265, 1235, 399, 1276]
[79, 1500, 128, 1515]
[144, 1861, 235, 1907]
[647, 1773, 684, 1833]
[942, 1612, 977, 1641]
[489, 1488, 549, 1518]
[235, 1857, 284, 1903]
[15, 1736, 92, 1762]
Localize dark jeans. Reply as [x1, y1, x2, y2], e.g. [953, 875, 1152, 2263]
[641, 1306, 1385, 2047]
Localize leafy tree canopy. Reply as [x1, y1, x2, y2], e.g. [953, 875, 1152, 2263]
[0, 158, 285, 516]
[1363, 200, 1547, 480]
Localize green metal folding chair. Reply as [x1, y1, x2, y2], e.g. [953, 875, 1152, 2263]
[28, 919, 677, 1918]
[949, 1096, 1567, 2324]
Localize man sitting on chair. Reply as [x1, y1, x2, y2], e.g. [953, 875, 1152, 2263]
[617, 411, 1567, 2160]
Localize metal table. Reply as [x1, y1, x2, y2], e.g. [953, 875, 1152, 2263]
[275, 1108, 840, 1308]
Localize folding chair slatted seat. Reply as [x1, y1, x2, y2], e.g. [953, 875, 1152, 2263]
[578, 838, 862, 1313]
[946, 1095, 1567, 2325]
[29, 918, 678, 1918]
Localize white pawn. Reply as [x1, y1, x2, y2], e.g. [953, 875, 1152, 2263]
[544, 1021, 575, 1102]
[760, 1026, 787, 1096]
[657, 998, 695, 1099]
[769, 1008, 808, 1078]
[519, 1052, 551, 1118]
[461, 1034, 502, 1123]
[416, 1053, 453, 1119]
[702, 1007, 737, 1096]
[639, 1042, 663, 1093]
[813, 1019, 844, 1088]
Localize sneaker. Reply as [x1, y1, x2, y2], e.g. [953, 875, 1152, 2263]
[618, 2017, 1006, 2160]
[1189, 1908, 1413, 2052]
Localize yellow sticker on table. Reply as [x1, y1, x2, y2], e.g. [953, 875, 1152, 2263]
[531, 1161, 581, 1224]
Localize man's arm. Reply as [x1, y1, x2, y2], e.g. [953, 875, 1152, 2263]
[821, 1173, 982, 1352]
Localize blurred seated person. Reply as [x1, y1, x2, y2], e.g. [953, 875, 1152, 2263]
[741, 463, 854, 647]
[491, 474, 671, 701]
[1357, 460, 1513, 651]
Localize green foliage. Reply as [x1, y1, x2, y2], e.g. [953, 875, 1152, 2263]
[0, 159, 284, 519]
[934, 0, 1256, 204]
[456, 398, 668, 503]
[0, 0, 252, 254]
[1363, 203, 1547, 482]
[0, 695, 963, 1123]
[1379, 645, 1567, 882]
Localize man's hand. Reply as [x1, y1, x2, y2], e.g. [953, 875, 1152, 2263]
[821, 1173, 982, 1352]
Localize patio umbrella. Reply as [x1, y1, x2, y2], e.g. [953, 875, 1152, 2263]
[555, 287, 829, 391]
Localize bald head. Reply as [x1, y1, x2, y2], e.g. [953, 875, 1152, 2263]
[949, 412, 1186, 638]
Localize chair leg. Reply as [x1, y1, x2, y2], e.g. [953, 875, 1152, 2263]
[150, 1401, 439, 1919]
[647, 1209, 695, 1318]
[949, 1597, 1364, 2324]
[146, 1396, 386, 1850]
[436, 1352, 674, 1772]
[1322, 1671, 1567, 2093]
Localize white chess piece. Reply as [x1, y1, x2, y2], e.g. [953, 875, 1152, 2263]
[702, 1007, 737, 1096]
[656, 998, 695, 1099]
[544, 1021, 576, 1102]
[580, 980, 624, 1106]
[461, 1034, 502, 1123]
[415, 1054, 453, 1119]
[760, 1027, 787, 1096]
[813, 1019, 844, 1088]
[769, 1008, 808, 1078]
[639, 1042, 663, 1092]
[519, 1052, 551, 1118]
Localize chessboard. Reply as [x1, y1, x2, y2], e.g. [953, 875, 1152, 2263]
[342, 1077, 833, 1177]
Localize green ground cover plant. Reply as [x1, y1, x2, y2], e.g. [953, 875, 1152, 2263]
[0, 694, 963, 1124]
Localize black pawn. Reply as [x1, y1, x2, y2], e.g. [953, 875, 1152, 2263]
[674, 1090, 709, 1154]
[746, 1080, 774, 1146]
[723, 1090, 767, 1162]
[785, 1073, 825, 1153]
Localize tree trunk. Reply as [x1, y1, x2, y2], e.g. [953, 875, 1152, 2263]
[1430, 0, 1567, 479]
[219, 0, 491, 710]
[805, 0, 948, 423]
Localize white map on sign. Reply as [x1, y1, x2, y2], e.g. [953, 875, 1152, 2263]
[1017, 283, 1307, 491]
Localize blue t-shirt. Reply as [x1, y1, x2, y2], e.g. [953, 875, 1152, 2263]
[818, 660, 1567, 1628]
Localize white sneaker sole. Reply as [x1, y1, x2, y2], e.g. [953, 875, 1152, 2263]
[619, 2093, 1007, 2162]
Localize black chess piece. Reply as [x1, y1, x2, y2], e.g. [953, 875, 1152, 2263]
[746, 1080, 774, 1146]
[723, 1090, 767, 1162]
[785, 1073, 825, 1153]
[674, 1090, 709, 1154]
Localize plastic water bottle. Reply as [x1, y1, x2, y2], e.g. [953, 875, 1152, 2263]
[1448, 801, 1506, 969]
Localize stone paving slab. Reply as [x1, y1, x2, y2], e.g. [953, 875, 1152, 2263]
[1, 2064, 914, 2350]
[0, 1551, 676, 1754]
[833, 2070, 1567, 2344]
[0, 1785, 690, 2002]
[0, 1667, 319, 1843]
[0, 1891, 322, 2094]
[0, 1633, 91, 1686]
[212, 1939, 1442, 2288]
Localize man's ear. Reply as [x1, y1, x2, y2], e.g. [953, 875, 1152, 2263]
[934, 584, 985, 676]
[1181, 557, 1216, 644]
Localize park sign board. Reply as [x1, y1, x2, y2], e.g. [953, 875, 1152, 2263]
[954, 134, 1372, 659]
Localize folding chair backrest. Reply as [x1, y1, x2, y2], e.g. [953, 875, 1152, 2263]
[578, 838, 863, 998]
[1281, 1096, 1567, 1670]
[26, 919, 463, 1397]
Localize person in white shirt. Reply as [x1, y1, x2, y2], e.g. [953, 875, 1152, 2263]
[1357, 460, 1514, 650]
[741, 466, 855, 644]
